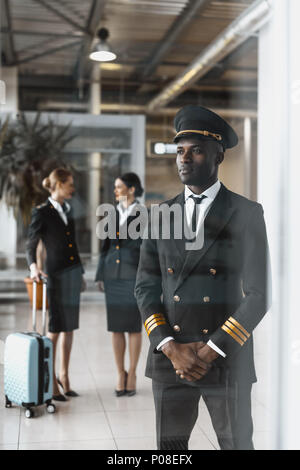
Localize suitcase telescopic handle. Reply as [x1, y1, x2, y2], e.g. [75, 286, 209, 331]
[32, 277, 48, 336]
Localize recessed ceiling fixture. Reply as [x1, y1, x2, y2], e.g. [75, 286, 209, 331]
[89, 28, 117, 62]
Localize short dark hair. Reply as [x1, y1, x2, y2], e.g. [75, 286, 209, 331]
[119, 172, 144, 198]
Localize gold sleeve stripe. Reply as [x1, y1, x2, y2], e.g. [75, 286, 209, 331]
[146, 318, 164, 330]
[144, 313, 165, 328]
[225, 321, 248, 342]
[147, 321, 167, 336]
[221, 325, 244, 346]
[228, 317, 250, 338]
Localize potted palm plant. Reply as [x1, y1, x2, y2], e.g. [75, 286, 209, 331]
[0, 112, 77, 307]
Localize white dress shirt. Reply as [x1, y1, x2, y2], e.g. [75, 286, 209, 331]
[48, 197, 70, 226]
[157, 180, 226, 358]
[117, 200, 138, 225]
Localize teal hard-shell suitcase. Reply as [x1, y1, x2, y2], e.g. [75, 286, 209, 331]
[4, 279, 56, 418]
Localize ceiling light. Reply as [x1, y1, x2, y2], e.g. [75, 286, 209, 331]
[89, 28, 117, 62]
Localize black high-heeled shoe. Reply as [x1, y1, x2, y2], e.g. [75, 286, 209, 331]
[57, 377, 79, 397]
[115, 371, 127, 397]
[53, 394, 67, 402]
[126, 374, 136, 397]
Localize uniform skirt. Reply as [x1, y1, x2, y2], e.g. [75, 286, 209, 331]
[47, 265, 82, 333]
[104, 279, 142, 333]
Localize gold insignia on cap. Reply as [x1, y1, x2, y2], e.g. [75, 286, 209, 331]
[175, 130, 222, 141]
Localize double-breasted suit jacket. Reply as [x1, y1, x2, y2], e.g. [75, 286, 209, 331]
[26, 199, 84, 333]
[135, 183, 271, 385]
[95, 205, 144, 333]
[26, 200, 83, 275]
[95, 208, 143, 282]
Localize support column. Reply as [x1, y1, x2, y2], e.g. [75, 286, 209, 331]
[0, 67, 18, 268]
[258, 0, 300, 449]
[88, 64, 102, 263]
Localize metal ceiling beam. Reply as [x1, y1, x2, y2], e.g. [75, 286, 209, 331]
[15, 40, 82, 66]
[32, 0, 90, 35]
[1, 28, 85, 39]
[37, 100, 258, 118]
[73, 0, 107, 83]
[147, 0, 271, 112]
[1, 0, 17, 65]
[140, 0, 211, 80]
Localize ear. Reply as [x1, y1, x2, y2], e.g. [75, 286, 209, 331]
[216, 151, 224, 165]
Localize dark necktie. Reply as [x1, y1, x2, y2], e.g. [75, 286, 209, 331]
[189, 195, 207, 233]
[62, 202, 68, 214]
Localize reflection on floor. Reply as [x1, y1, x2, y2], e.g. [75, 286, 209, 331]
[0, 298, 273, 450]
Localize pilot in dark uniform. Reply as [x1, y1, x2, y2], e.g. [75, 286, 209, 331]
[135, 105, 271, 450]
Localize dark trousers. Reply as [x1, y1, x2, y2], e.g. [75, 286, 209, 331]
[152, 380, 254, 450]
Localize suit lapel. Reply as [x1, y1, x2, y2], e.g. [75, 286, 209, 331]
[47, 200, 70, 228]
[175, 184, 235, 290]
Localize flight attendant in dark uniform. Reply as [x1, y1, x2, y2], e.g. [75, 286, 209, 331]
[95, 173, 144, 396]
[26, 167, 85, 401]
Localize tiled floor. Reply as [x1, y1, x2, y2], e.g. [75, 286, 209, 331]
[0, 297, 273, 450]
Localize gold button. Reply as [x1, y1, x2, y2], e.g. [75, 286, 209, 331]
[66, 232, 70, 236]
[116, 245, 120, 250]
[173, 325, 181, 333]
[203, 296, 210, 303]
[167, 268, 174, 274]
[116, 259, 120, 264]
[173, 295, 180, 302]
[69, 244, 73, 248]
[203, 329, 209, 334]
[210, 268, 217, 275]
[117, 232, 120, 236]
[70, 256, 74, 261]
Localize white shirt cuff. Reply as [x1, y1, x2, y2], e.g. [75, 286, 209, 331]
[207, 340, 226, 358]
[156, 337, 174, 351]
[156, 337, 226, 358]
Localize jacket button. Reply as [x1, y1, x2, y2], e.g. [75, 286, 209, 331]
[209, 268, 217, 275]
[70, 256, 74, 261]
[167, 268, 174, 274]
[116, 259, 120, 264]
[66, 232, 70, 236]
[68, 244, 73, 248]
[116, 245, 120, 250]
[173, 325, 181, 332]
[202, 329, 209, 334]
[173, 295, 180, 302]
[203, 296, 210, 303]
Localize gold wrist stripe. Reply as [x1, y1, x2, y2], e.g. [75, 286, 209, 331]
[175, 130, 222, 142]
[228, 317, 250, 338]
[221, 317, 250, 347]
[145, 313, 166, 336]
[221, 325, 244, 346]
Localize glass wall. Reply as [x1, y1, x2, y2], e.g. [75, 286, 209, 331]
[15, 113, 145, 266]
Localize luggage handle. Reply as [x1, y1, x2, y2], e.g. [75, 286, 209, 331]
[32, 276, 48, 336]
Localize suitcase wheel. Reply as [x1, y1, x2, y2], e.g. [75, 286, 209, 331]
[46, 404, 56, 414]
[25, 408, 34, 419]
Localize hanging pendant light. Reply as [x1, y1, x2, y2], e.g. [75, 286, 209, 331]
[89, 28, 117, 62]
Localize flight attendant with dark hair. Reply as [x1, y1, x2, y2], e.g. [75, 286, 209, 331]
[26, 167, 85, 401]
[95, 172, 144, 397]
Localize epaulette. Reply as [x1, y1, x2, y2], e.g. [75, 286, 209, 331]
[36, 202, 48, 209]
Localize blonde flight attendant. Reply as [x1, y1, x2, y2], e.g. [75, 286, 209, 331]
[26, 168, 85, 401]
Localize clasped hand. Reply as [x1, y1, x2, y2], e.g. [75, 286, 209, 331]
[162, 341, 218, 382]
